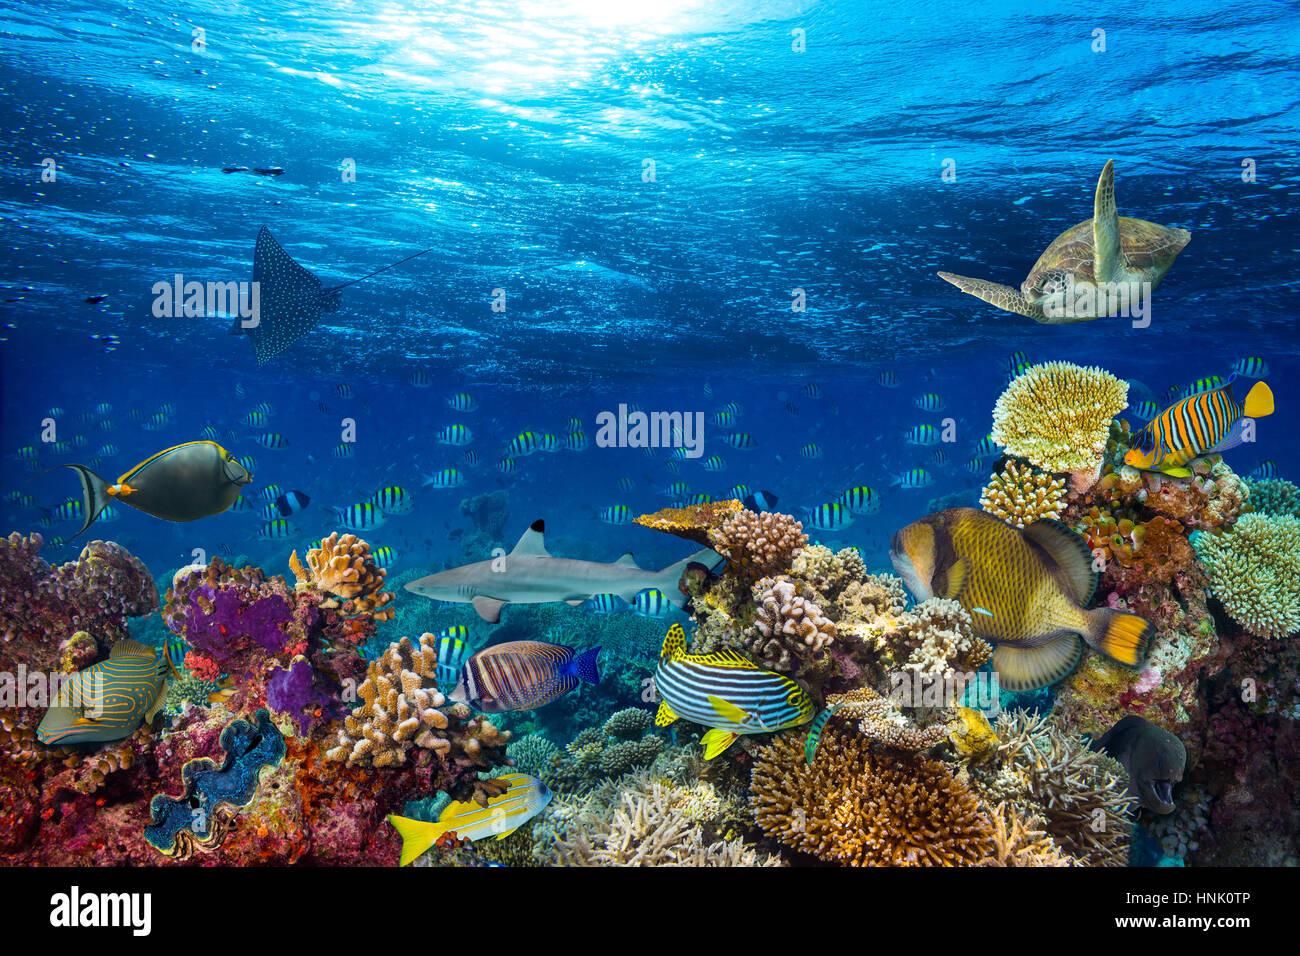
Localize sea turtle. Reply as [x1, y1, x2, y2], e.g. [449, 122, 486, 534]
[937, 160, 1190, 324]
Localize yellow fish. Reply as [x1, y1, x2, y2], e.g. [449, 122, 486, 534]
[387, 773, 552, 866]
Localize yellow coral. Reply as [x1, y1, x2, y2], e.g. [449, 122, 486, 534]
[634, 500, 743, 546]
[991, 361, 1128, 490]
[295, 532, 395, 622]
[948, 707, 998, 764]
[980, 460, 1066, 528]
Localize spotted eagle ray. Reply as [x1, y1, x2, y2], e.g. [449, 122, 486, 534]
[229, 226, 431, 365]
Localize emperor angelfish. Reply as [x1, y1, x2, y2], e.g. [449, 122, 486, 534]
[654, 623, 816, 759]
[37, 639, 172, 745]
[51, 440, 253, 538]
[890, 508, 1154, 692]
[450, 640, 601, 712]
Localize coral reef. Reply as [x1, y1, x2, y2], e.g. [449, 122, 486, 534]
[291, 531, 395, 622]
[825, 686, 954, 751]
[747, 575, 836, 671]
[634, 499, 743, 546]
[980, 459, 1066, 528]
[978, 802, 1075, 866]
[1192, 513, 1300, 639]
[325, 632, 510, 770]
[542, 707, 665, 791]
[1245, 478, 1300, 518]
[709, 509, 808, 580]
[750, 729, 994, 865]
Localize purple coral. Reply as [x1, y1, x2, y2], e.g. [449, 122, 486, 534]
[267, 657, 338, 736]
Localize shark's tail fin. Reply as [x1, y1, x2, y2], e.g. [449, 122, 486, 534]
[654, 548, 724, 609]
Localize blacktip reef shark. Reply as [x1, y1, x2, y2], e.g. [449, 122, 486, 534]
[229, 226, 432, 365]
[404, 519, 724, 623]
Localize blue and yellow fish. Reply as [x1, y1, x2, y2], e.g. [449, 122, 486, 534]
[387, 774, 553, 865]
[37, 639, 170, 745]
[434, 625, 471, 687]
[1125, 375, 1274, 477]
[450, 640, 601, 713]
[654, 623, 816, 759]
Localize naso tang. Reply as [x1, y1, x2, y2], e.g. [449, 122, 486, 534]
[654, 623, 815, 759]
[890, 508, 1154, 692]
[387, 773, 552, 865]
[52, 440, 253, 538]
[37, 639, 171, 745]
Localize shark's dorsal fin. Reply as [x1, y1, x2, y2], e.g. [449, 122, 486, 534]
[615, 551, 639, 568]
[509, 519, 550, 558]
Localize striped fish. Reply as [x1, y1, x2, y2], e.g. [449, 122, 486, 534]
[562, 431, 588, 452]
[877, 371, 899, 388]
[508, 432, 539, 456]
[387, 774, 552, 865]
[435, 625, 470, 686]
[805, 502, 853, 531]
[799, 443, 821, 459]
[331, 443, 354, 459]
[585, 593, 626, 614]
[599, 505, 632, 524]
[423, 468, 463, 489]
[370, 486, 413, 515]
[371, 546, 396, 568]
[410, 370, 432, 388]
[1231, 357, 1269, 378]
[450, 640, 601, 713]
[335, 502, 386, 530]
[252, 432, 290, 450]
[633, 589, 673, 618]
[447, 392, 478, 413]
[653, 623, 815, 759]
[720, 433, 758, 450]
[1125, 375, 1274, 477]
[496, 457, 517, 475]
[805, 704, 840, 765]
[838, 486, 879, 515]
[36, 639, 168, 745]
[436, 424, 472, 446]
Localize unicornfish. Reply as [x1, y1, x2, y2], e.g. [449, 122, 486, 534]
[52, 440, 253, 538]
[890, 508, 1155, 692]
[654, 623, 816, 759]
[387, 773, 552, 865]
[37, 639, 173, 745]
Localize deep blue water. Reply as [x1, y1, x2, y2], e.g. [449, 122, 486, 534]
[1, 0, 1297, 583]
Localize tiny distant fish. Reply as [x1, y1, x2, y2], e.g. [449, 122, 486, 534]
[877, 371, 899, 388]
[702, 456, 726, 472]
[805, 502, 853, 531]
[423, 468, 464, 488]
[784, 402, 799, 416]
[258, 501, 280, 520]
[371, 546, 396, 568]
[728, 483, 751, 500]
[670, 447, 689, 461]
[237, 454, 257, 472]
[892, 468, 933, 489]
[508, 432, 539, 457]
[931, 449, 950, 466]
[1131, 401, 1160, 420]
[97, 505, 121, 523]
[972, 435, 999, 459]
[838, 486, 879, 515]
[562, 431, 588, 452]
[799, 443, 822, 460]
[51, 499, 83, 521]
[252, 433, 290, 450]
[410, 370, 432, 388]
[703, 382, 713, 397]
[1003, 351, 1030, 373]
[1231, 357, 1269, 378]
[261, 483, 285, 502]
[435, 625, 470, 686]
[258, 518, 293, 540]
[234, 383, 246, 398]
[802, 384, 822, 399]
[915, 393, 945, 412]
[437, 424, 473, 446]
[331, 443, 354, 459]
[1250, 460, 1278, 479]
[720, 433, 758, 450]
[462, 449, 481, 466]
[447, 393, 478, 413]
[599, 505, 632, 525]
[585, 594, 626, 614]
[664, 460, 681, 474]
[241, 410, 269, 428]
[537, 433, 560, 453]
[965, 457, 984, 475]
[317, 402, 330, 414]
[93, 402, 112, 415]
[274, 490, 311, 516]
[617, 477, 635, 492]
[336, 384, 354, 398]
[903, 424, 940, 446]
[710, 411, 737, 428]
[229, 495, 254, 513]
[664, 481, 691, 499]
[335, 502, 386, 531]
[719, 401, 743, 416]
[201, 424, 219, 440]
[496, 457, 517, 475]
[685, 493, 713, 505]
[634, 589, 673, 618]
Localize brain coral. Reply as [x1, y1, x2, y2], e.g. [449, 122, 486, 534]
[749, 729, 993, 866]
[991, 361, 1128, 490]
[1192, 513, 1300, 639]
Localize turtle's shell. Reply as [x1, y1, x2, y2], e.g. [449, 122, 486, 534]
[1025, 216, 1191, 287]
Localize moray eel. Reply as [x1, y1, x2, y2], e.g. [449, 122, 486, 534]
[1095, 715, 1186, 814]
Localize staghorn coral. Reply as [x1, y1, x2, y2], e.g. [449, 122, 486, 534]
[634, 500, 743, 546]
[1245, 478, 1300, 518]
[537, 768, 780, 866]
[751, 729, 994, 866]
[325, 632, 509, 770]
[291, 532, 395, 623]
[980, 459, 1066, 528]
[978, 802, 1076, 867]
[747, 575, 836, 671]
[971, 710, 1136, 866]
[991, 361, 1128, 491]
[709, 509, 808, 580]
[1192, 513, 1300, 639]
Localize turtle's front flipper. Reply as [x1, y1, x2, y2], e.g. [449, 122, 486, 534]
[937, 272, 1045, 320]
[1092, 159, 1122, 283]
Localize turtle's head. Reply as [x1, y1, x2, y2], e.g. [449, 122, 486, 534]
[1024, 268, 1072, 320]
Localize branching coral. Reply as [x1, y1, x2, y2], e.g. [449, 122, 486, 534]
[506, 734, 560, 776]
[1192, 513, 1300, 639]
[537, 768, 780, 866]
[291, 532, 395, 622]
[980, 459, 1066, 528]
[991, 361, 1128, 491]
[970, 710, 1136, 866]
[543, 708, 664, 791]
[978, 802, 1075, 867]
[825, 687, 954, 751]
[709, 509, 808, 580]
[325, 633, 510, 769]
[750, 730, 994, 866]
[1245, 478, 1300, 518]
[891, 598, 991, 679]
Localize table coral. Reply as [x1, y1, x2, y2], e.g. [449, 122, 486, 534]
[1192, 513, 1300, 639]
[980, 459, 1066, 528]
[634, 499, 743, 546]
[991, 361, 1128, 492]
[750, 729, 994, 866]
